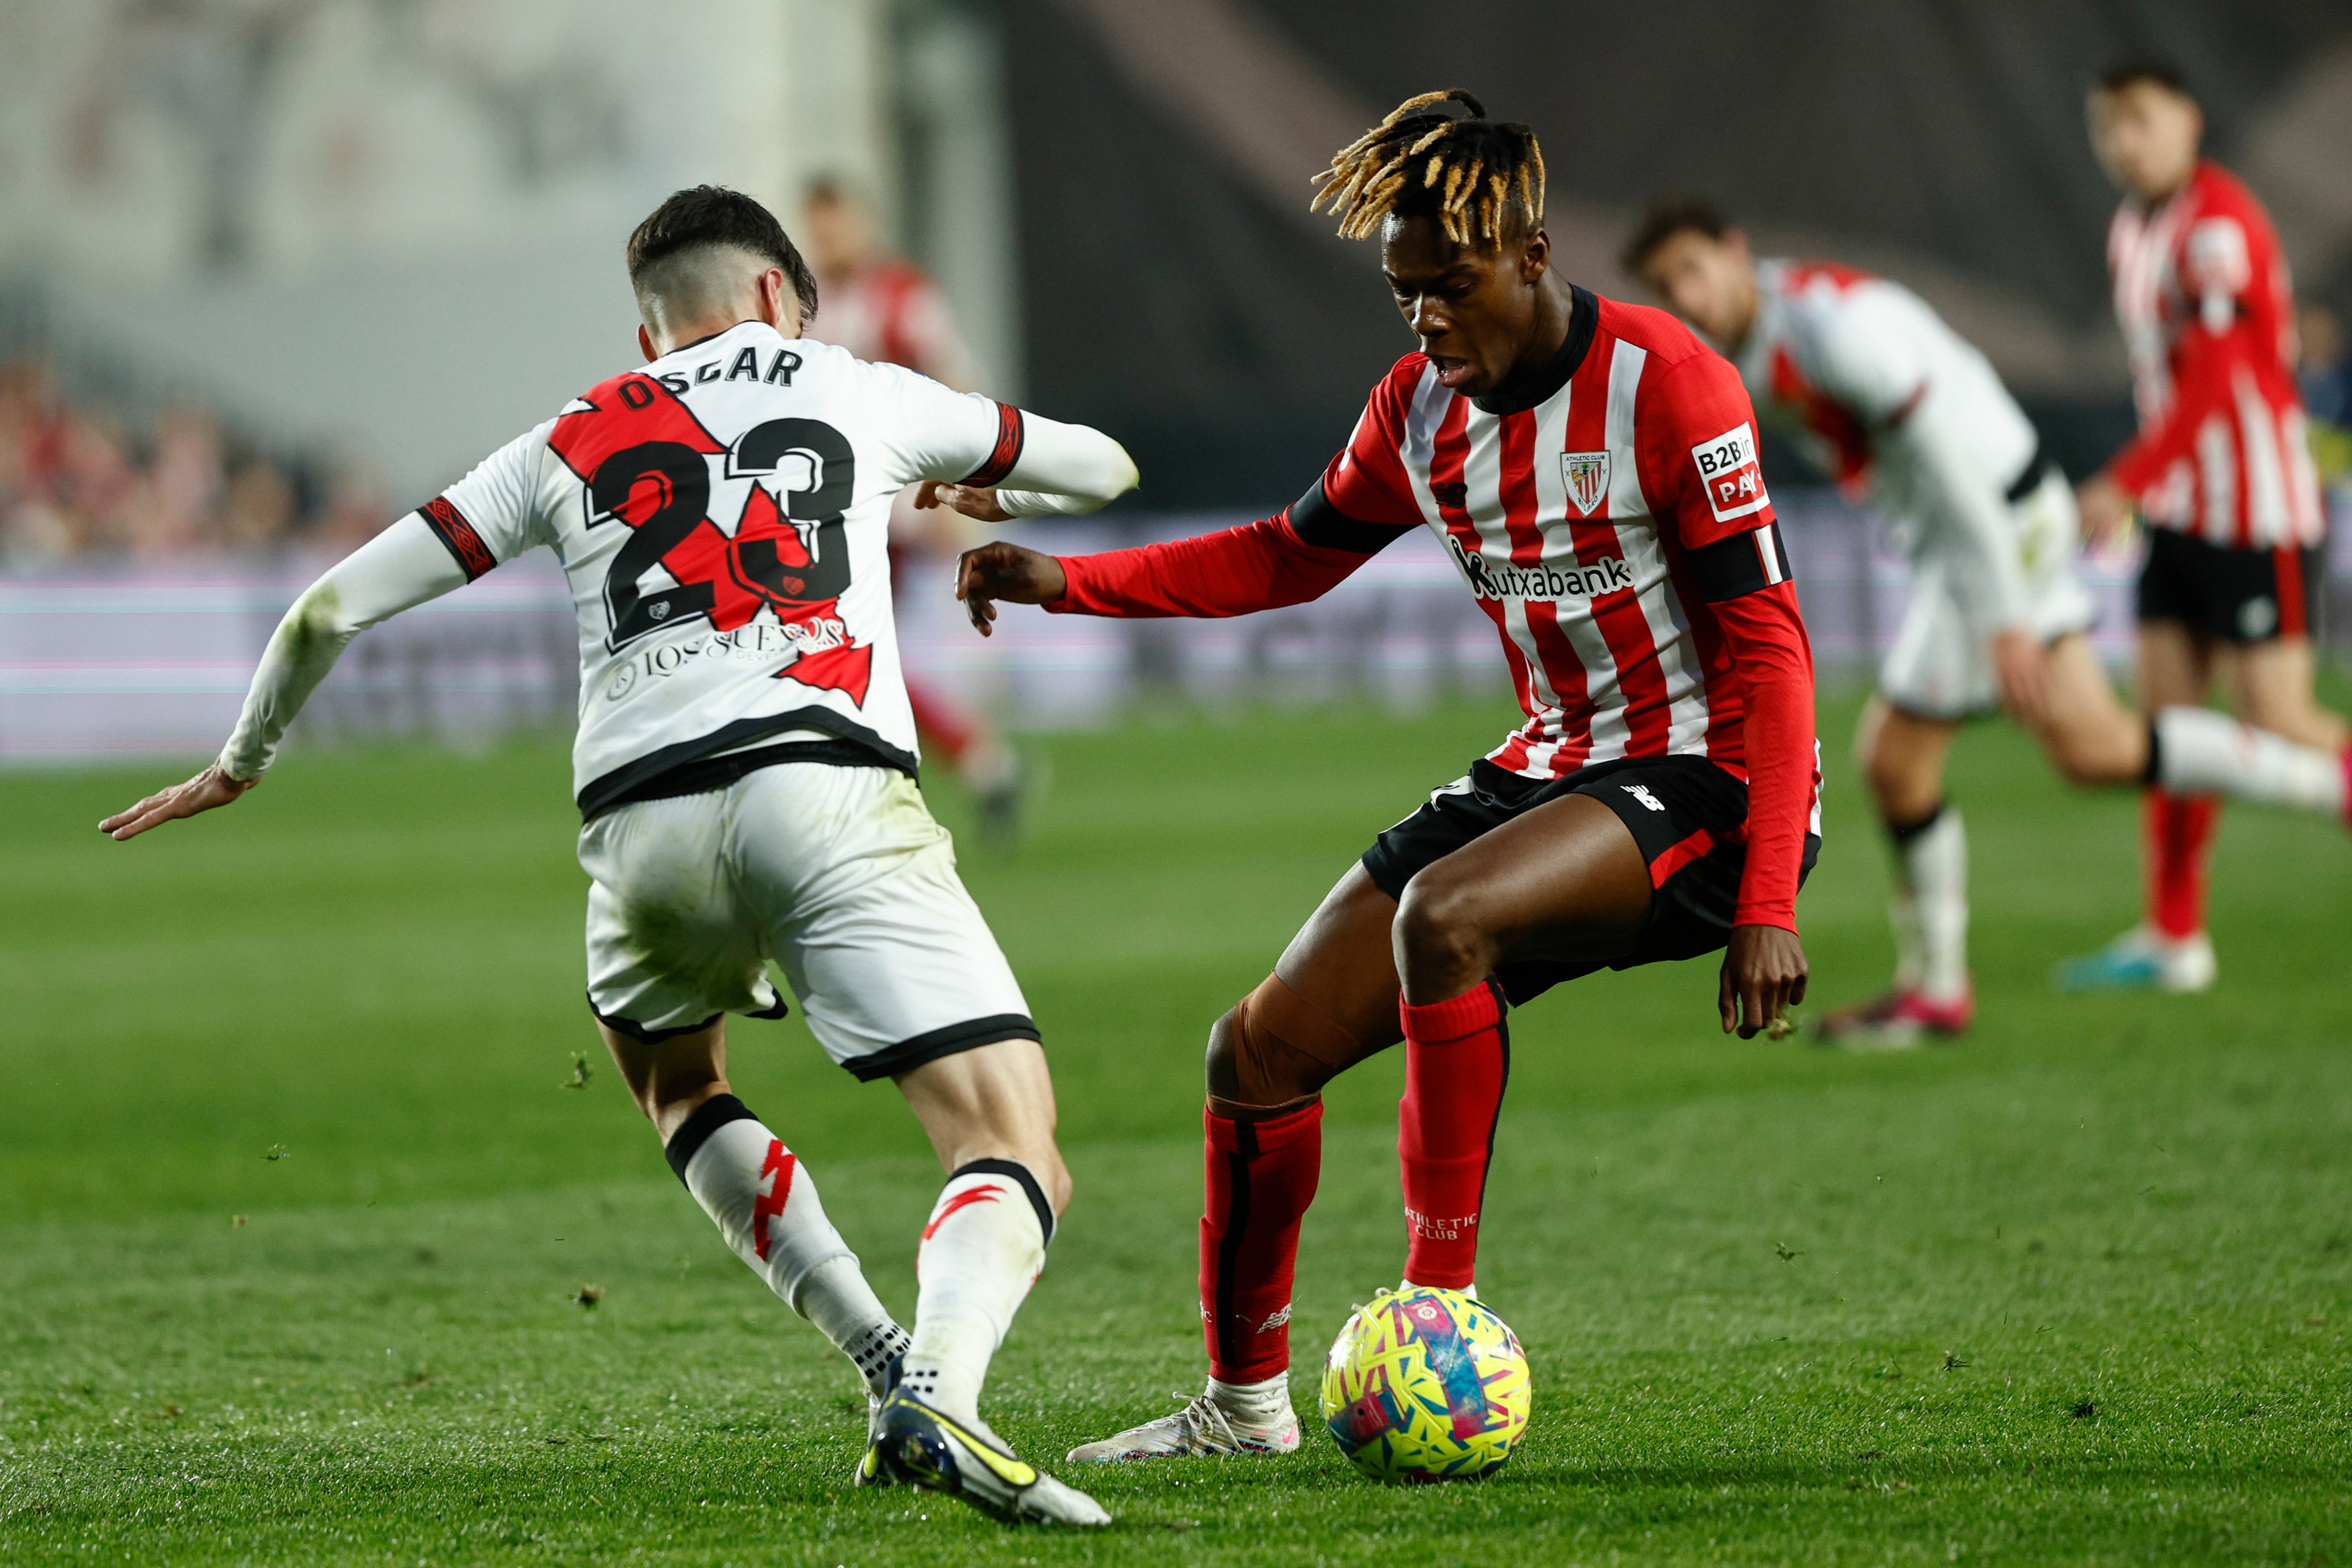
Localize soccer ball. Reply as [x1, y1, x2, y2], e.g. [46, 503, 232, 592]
[1319, 1286, 1531, 1482]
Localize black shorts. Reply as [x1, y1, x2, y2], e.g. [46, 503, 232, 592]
[1362, 754, 1819, 1007]
[2137, 528, 2320, 644]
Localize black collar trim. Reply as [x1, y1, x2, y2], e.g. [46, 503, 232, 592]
[1475, 286, 1598, 416]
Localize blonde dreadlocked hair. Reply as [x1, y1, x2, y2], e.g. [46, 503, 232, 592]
[1310, 89, 1546, 248]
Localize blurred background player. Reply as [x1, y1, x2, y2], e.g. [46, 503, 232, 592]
[1628, 199, 2351, 1049]
[2061, 59, 2347, 993]
[954, 91, 1818, 1460]
[801, 177, 1027, 843]
[98, 186, 1137, 1527]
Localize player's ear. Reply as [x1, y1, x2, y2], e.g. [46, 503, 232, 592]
[755, 268, 791, 333]
[637, 323, 658, 363]
[1518, 228, 1550, 286]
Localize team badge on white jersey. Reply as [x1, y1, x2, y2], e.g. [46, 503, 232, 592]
[1561, 451, 1611, 516]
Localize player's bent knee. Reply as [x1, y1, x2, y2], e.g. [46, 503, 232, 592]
[1392, 873, 1493, 988]
[1209, 977, 1361, 1109]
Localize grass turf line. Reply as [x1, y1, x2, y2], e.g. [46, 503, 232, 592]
[1, 693, 2347, 1564]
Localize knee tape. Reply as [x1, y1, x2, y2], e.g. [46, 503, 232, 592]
[1223, 974, 1379, 1106]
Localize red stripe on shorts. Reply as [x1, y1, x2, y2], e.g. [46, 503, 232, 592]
[2275, 546, 2306, 637]
[1648, 826, 1717, 888]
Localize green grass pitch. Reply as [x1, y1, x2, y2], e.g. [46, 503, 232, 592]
[2, 692, 2347, 1565]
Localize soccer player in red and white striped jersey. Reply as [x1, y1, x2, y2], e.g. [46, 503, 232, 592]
[2063, 59, 2350, 993]
[948, 92, 1819, 1463]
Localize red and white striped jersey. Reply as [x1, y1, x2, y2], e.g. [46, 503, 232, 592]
[2106, 160, 2323, 548]
[1321, 291, 1799, 784]
[1046, 288, 1821, 929]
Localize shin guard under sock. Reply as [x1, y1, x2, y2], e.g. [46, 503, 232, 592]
[665, 1094, 906, 1393]
[902, 1159, 1054, 1425]
[1397, 982, 1509, 1291]
[1199, 1099, 1323, 1384]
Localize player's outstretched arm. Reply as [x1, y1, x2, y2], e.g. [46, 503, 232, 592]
[100, 516, 473, 840]
[918, 412, 1138, 524]
[1712, 581, 1816, 1037]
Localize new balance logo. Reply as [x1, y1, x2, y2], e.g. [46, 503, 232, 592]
[1621, 783, 1667, 813]
[1447, 534, 1633, 602]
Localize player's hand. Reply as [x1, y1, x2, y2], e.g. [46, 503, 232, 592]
[1991, 627, 2052, 729]
[955, 540, 1068, 637]
[916, 480, 1013, 525]
[1719, 923, 1808, 1039]
[2075, 474, 2134, 552]
[99, 761, 258, 842]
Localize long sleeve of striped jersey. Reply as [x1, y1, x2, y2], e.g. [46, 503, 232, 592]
[1049, 476, 1411, 619]
[1709, 581, 1815, 931]
[1052, 367, 1422, 617]
[1636, 351, 1818, 933]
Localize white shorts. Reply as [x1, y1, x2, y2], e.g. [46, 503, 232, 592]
[1879, 470, 2099, 720]
[578, 763, 1034, 1080]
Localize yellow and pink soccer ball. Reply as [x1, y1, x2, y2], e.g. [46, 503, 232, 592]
[1319, 1285, 1531, 1482]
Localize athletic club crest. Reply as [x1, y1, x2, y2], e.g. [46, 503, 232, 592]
[1561, 451, 1611, 516]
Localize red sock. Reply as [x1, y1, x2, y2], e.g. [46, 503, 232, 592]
[1397, 982, 1509, 1292]
[2143, 791, 2219, 940]
[1200, 1099, 1322, 1383]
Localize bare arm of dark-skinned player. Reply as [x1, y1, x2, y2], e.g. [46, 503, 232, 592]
[955, 540, 1068, 636]
[915, 479, 1014, 524]
[1718, 922, 1809, 1039]
[99, 761, 258, 841]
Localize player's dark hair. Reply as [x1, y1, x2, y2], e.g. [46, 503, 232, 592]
[1311, 89, 1544, 249]
[1620, 195, 1733, 276]
[626, 185, 818, 324]
[2097, 55, 2192, 99]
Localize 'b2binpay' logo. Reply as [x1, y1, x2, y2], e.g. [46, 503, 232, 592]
[1690, 422, 1770, 523]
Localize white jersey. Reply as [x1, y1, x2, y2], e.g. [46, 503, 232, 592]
[214, 318, 1135, 812]
[1733, 259, 2042, 635]
[419, 321, 1026, 814]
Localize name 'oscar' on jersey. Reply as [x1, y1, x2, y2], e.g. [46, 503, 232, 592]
[411, 320, 1026, 816]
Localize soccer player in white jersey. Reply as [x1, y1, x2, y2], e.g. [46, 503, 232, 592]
[1627, 197, 2350, 1049]
[98, 187, 1136, 1526]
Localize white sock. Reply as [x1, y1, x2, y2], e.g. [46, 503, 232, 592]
[900, 1160, 1053, 1426]
[1888, 803, 1968, 1004]
[1208, 1372, 1296, 1431]
[2152, 707, 2346, 814]
[667, 1095, 907, 1393]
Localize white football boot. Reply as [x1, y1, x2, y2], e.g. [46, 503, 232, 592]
[1067, 1387, 1301, 1463]
[867, 1386, 1110, 1526]
[2051, 924, 2216, 994]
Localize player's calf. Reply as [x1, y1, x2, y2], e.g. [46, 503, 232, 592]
[659, 1089, 911, 1397]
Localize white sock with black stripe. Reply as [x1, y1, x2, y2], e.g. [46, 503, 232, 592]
[1887, 802, 1968, 1004]
[899, 1159, 1054, 1428]
[665, 1094, 907, 1394]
